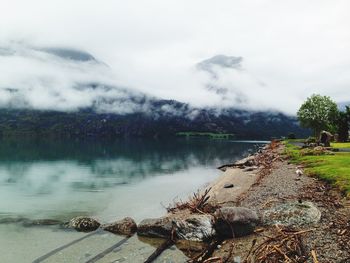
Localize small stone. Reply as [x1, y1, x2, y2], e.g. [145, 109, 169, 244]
[233, 256, 241, 263]
[102, 217, 137, 236]
[69, 216, 100, 232]
[223, 183, 234, 188]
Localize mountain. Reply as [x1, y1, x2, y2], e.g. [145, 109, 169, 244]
[0, 102, 309, 140]
[0, 45, 309, 139]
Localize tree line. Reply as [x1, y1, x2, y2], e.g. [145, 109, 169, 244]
[297, 94, 349, 142]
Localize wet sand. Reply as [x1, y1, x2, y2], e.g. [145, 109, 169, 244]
[207, 167, 258, 206]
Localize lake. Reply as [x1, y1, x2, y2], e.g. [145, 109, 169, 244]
[0, 138, 265, 262]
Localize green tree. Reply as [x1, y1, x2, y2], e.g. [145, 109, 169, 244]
[337, 106, 350, 142]
[297, 94, 339, 138]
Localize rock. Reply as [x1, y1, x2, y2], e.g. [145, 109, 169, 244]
[214, 207, 259, 238]
[234, 156, 256, 167]
[174, 214, 216, 242]
[263, 201, 321, 226]
[69, 216, 101, 232]
[137, 217, 173, 238]
[223, 183, 234, 188]
[301, 146, 334, 156]
[102, 217, 137, 236]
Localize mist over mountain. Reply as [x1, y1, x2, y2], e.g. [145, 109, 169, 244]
[40, 48, 97, 62]
[0, 44, 310, 139]
[0, 43, 155, 113]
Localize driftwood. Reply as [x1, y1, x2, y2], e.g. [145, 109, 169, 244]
[203, 257, 222, 263]
[167, 188, 218, 214]
[244, 225, 313, 263]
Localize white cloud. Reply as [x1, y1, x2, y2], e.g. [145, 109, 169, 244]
[0, 0, 350, 114]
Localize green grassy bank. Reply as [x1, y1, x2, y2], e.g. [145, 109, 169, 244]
[331, 142, 350, 149]
[285, 141, 350, 197]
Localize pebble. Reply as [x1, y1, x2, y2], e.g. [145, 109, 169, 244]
[223, 183, 234, 188]
[233, 256, 241, 263]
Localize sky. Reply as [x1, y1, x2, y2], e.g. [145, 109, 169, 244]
[0, 0, 350, 114]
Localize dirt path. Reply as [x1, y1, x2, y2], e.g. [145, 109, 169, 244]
[210, 142, 350, 263]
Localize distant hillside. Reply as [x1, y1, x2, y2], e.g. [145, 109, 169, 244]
[0, 103, 309, 139]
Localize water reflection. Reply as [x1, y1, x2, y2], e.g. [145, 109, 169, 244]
[0, 138, 255, 221]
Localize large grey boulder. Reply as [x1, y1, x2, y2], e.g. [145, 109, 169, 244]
[102, 217, 137, 236]
[137, 217, 173, 238]
[174, 214, 216, 242]
[263, 201, 321, 226]
[69, 216, 100, 232]
[214, 207, 259, 238]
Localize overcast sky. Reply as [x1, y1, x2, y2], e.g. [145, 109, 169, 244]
[1, 0, 350, 114]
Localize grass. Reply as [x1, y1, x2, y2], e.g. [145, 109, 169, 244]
[284, 141, 350, 197]
[176, 132, 235, 139]
[331, 142, 350, 149]
[286, 138, 307, 143]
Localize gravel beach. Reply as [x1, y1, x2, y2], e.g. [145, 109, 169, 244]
[208, 142, 350, 263]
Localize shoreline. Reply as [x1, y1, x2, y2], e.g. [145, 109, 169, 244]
[24, 140, 350, 262]
[152, 140, 350, 262]
[206, 141, 350, 262]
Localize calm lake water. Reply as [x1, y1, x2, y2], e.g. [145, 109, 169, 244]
[0, 138, 264, 262]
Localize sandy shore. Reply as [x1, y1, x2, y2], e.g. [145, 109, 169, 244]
[206, 167, 258, 207]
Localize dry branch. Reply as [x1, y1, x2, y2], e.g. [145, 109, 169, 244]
[244, 225, 313, 263]
[167, 188, 219, 214]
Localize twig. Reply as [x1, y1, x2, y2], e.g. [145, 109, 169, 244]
[272, 245, 295, 263]
[203, 257, 222, 263]
[311, 250, 319, 263]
